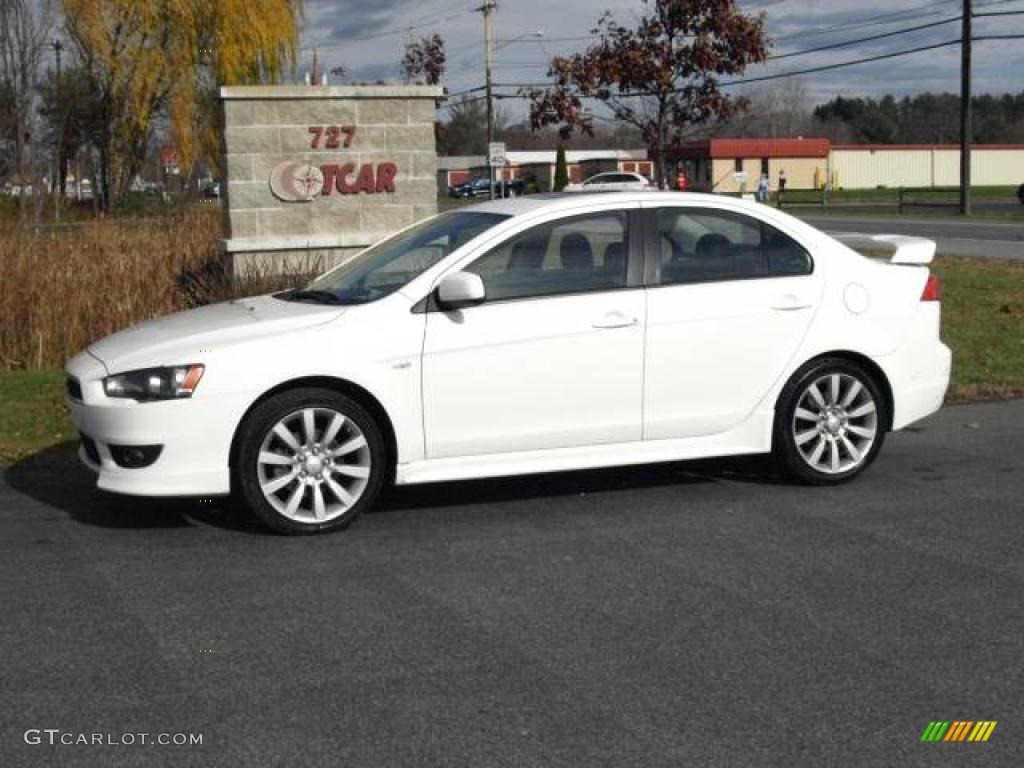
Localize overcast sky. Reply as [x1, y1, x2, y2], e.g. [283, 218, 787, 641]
[297, 0, 1024, 114]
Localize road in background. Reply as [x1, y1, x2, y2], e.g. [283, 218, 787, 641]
[1, 400, 1023, 766]
[796, 213, 1024, 259]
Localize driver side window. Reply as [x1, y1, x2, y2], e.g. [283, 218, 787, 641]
[466, 212, 629, 302]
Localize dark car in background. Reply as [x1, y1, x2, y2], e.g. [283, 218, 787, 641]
[448, 177, 525, 199]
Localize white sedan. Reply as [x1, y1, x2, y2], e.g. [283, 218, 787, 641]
[66, 192, 951, 534]
[565, 171, 655, 192]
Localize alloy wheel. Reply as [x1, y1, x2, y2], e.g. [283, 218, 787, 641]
[256, 407, 371, 523]
[791, 373, 878, 475]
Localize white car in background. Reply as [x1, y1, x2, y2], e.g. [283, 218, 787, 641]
[565, 171, 655, 192]
[66, 192, 951, 534]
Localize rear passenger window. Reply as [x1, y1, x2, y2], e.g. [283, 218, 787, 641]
[764, 225, 814, 276]
[654, 208, 811, 285]
[467, 212, 628, 301]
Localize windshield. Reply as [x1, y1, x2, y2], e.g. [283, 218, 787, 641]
[278, 211, 509, 305]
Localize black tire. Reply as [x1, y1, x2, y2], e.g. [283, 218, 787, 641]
[233, 387, 388, 534]
[773, 357, 888, 485]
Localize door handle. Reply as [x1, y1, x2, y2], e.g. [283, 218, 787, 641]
[771, 294, 813, 311]
[592, 311, 639, 329]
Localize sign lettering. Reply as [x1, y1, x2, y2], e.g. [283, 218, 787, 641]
[270, 125, 396, 202]
[309, 125, 357, 150]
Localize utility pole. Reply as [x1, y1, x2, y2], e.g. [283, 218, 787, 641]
[960, 0, 972, 215]
[311, 48, 320, 86]
[478, 1, 497, 199]
[52, 40, 64, 222]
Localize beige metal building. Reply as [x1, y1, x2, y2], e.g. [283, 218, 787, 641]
[830, 144, 1024, 189]
[678, 138, 1024, 191]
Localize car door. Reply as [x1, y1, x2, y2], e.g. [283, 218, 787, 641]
[582, 174, 612, 192]
[642, 204, 824, 440]
[422, 208, 645, 459]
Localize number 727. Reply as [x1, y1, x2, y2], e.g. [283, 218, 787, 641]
[309, 125, 357, 149]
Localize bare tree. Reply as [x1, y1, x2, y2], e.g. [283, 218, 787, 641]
[0, 0, 54, 217]
[438, 97, 506, 156]
[729, 78, 816, 138]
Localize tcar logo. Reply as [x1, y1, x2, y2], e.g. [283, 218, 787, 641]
[269, 162, 325, 202]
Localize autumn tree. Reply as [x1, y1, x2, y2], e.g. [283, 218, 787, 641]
[402, 34, 445, 86]
[61, 0, 303, 210]
[525, 0, 768, 187]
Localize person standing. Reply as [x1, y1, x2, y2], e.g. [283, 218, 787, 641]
[757, 174, 770, 203]
[778, 168, 788, 194]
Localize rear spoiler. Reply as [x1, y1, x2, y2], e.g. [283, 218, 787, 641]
[832, 233, 936, 265]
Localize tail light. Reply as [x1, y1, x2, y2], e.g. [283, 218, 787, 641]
[921, 272, 940, 301]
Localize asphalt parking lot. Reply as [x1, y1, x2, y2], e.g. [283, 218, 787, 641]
[1, 400, 1022, 767]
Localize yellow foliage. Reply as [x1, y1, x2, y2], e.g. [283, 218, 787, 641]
[62, 0, 302, 195]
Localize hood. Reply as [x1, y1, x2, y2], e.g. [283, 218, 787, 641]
[88, 295, 344, 373]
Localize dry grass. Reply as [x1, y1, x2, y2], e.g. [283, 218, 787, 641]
[0, 210, 319, 370]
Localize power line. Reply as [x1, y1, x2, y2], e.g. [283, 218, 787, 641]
[496, 35, 600, 44]
[447, 85, 487, 99]
[772, 0, 961, 43]
[471, 38, 966, 100]
[301, 3, 475, 51]
[770, 16, 962, 60]
[403, 0, 475, 28]
[485, 13, 976, 71]
[455, 4, 990, 81]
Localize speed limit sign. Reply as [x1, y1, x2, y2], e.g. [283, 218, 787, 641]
[489, 142, 507, 168]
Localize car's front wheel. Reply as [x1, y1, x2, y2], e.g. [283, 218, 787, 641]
[774, 359, 887, 485]
[234, 388, 387, 534]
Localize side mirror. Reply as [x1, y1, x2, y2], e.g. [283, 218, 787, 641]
[436, 272, 486, 311]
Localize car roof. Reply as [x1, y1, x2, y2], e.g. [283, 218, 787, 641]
[463, 190, 741, 216]
[459, 191, 834, 247]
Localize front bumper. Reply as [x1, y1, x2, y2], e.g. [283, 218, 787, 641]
[70, 395, 239, 497]
[66, 355, 246, 497]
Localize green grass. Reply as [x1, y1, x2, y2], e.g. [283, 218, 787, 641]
[0, 256, 1020, 462]
[775, 186, 1024, 221]
[933, 256, 1024, 400]
[0, 370, 75, 461]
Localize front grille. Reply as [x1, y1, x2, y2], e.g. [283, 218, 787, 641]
[66, 377, 83, 401]
[80, 434, 100, 465]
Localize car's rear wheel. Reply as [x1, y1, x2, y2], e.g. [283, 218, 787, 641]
[774, 358, 887, 485]
[234, 388, 387, 534]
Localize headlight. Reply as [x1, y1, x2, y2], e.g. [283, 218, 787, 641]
[103, 365, 205, 401]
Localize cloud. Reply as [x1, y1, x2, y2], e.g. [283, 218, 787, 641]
[302, 0, 409, 42]
[293, 0, 1024, 108]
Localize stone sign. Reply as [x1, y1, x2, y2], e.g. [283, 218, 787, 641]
[219, 85, 443, 274]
